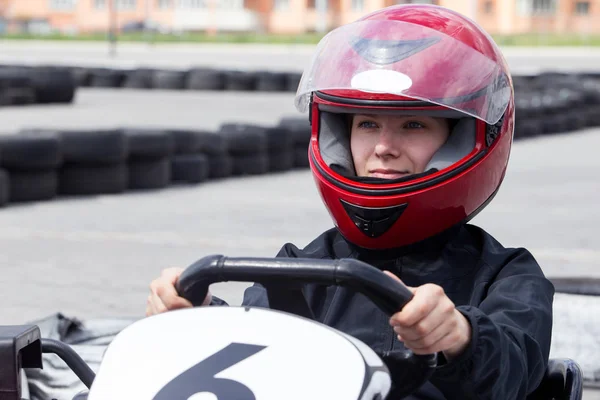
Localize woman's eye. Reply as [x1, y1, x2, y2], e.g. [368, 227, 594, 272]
[357, 121, 378, 129]
[405, 121, 425, 129]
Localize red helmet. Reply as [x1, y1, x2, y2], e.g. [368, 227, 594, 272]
[295, 4, 514, 250]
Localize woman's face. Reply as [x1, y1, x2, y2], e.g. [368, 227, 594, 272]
[350, 113, 451, 179]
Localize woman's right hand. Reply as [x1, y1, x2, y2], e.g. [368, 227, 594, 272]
[145, 267, 212, 316]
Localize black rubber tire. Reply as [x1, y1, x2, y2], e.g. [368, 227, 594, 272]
[515, 118, 541, 140]
[0, 169, 9, 207]
[515, 94, 534, 121]
[59, 163, 128, 195]
[194, 131, 228, 155]
[8, 170, 58, 202]
[60, 129, 128, 164]
[123, 128, 175, 159]
[171, 154, 210, 183]
[152, 69, 189, 90]
[268, 150, 295, 172]
[219, 124, 267, 155]
[584, 105, 600, 127]
[232, 153, 269, 176]
[0, 68, 36, 106]
[255, 71, 288, 92]
[550, 277, 600, 296]
[168, 129, 202, 154]
[285, 72, 302, 92]
[29, 66, 76, 104]
[208, 155, 234, 179]
[168, 129, 227, 155]
[542, 114, 570, 135]
[122, 68, 155, 89]
[265, 126, 294, 152]
[0, 82, 36, 106]
[278, 117, 311, 147]
[70, 67, 92, 87]
[566, 110, 588, 131]
[186, 68, 225, 91]
[293, 146, 309, 168]
[223, 70, 257, 91]
[88, 68, 126, 88]
[0, 134, 62, 170]
[128, 158, 171, 190]
[4, 89, 36, 106]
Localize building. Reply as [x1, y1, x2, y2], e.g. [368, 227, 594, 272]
[0, 0, 598, 36]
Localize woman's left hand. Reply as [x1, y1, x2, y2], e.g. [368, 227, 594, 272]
[385, 271, 472, 361]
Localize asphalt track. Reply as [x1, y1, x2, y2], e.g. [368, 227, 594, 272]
[0, 42, 599, 397]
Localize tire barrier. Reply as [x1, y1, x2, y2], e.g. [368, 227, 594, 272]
[0, 82, 599, 208]
[550, 277, 600, 296]
[0, 65, 77, 106]
[0, 63, 304, 94]
[0, 62, 598, 96]
[0, 117, 311, 208]
[513, 72, 600, 139]
[73, 65, 302, 92]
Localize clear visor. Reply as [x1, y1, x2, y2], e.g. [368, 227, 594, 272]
[295, 19, 511, 125]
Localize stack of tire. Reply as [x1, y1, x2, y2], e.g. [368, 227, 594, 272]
[0, 133, 63, 205]
[0, 65, 77, 106]
[512, 72, 600, 140]
[219, 124, 270, 177]
[276, 117, 312, 169]
[168, 129, 228, 183]
[67, 65, 303, 93]
[0, 67, 36, 106]
[57, 129, 129, 196]
[124, 129, 174, 190]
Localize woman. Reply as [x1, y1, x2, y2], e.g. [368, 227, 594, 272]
[146, 4, 554, 399]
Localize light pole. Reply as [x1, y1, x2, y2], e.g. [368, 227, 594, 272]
[315, 0, 327, 33]
[108, 0, 118, 57]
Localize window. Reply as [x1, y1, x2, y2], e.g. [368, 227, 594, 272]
[274, 0, 289, 10]
[116, 0, 136, 9]
[94, 0, 106, 8]
[178, 0, 207, 8]
[574, 1, 590, 14]
[532, 0, 556, 14]
[220, 0, 243, 9]
[352, 0, 364, 11]
[49, 0, 76, 10]
[157, 0, 172, 8]
[517, 0, 556, 15]
[395, 0, 438, 4]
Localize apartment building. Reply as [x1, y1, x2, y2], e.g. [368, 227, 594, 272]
[0, 0, 598, 35]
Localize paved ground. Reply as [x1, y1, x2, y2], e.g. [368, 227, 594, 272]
[0, 43, 599, 396]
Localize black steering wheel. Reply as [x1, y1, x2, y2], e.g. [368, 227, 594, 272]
[175, 255, 437, 398]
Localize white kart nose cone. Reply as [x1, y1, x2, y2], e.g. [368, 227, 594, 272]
[87, 307, 391, 400]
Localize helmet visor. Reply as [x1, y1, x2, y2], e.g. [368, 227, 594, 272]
[294, 19, 511, 125]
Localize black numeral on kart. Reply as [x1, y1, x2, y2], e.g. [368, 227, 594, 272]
[153, 342, 267, 400]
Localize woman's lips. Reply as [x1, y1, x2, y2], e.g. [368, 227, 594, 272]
[369, 169, 410, 179]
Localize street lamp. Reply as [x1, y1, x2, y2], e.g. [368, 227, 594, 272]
[315, 0, 327, 33]
[108, 0, 118, 57]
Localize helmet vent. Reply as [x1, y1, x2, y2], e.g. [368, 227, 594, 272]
[340, 199, 408, 238]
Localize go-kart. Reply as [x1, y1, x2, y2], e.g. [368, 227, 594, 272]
[0, 255, 584, 399]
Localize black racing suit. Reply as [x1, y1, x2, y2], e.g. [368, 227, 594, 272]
[211, 223, 555, 399]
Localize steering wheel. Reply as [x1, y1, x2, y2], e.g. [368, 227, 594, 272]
[175, 255, 437, 398]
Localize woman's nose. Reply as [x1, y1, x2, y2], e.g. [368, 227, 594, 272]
[374, 128, 401, 158]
